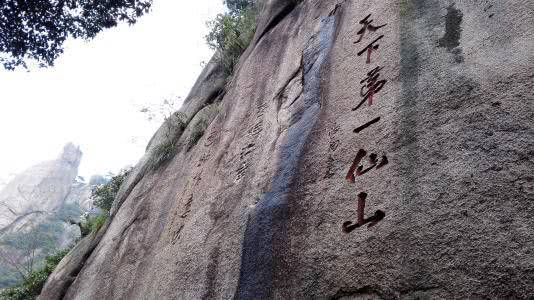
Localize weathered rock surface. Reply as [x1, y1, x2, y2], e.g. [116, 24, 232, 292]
[0, 144, 94, 287]
[41, 0, 534, 299]
[0, 175, 14, 191]
[0, 143, 83, 233]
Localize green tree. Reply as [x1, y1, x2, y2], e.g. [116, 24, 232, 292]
[205, 1, 257, 77]
[0, 0, 153, 70]
[0, 218, 63, 284]
[0, 246, 72, 300]
[224, 0, 255, 15]
[91, 168, 131, 212]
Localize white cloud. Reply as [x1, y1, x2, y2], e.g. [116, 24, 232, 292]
[0, 0, 224, 178]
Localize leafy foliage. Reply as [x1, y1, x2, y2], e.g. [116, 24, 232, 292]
[0, 219, 65, 287]
[0, 201, 83, 288]
[91, 169, 131, 212]
[188, 116, 209, 151]
[151, 140, 178, 168]
[149, 111, 188, 169]
[55, 203, 83, 223]
[0, 0, 153, 70]
[0, 247, 72, 300]
[140, 97, 189, 170]
[205, 2, 257, 77]
[80, 213, 107, 235]
[224, 0, 255, 15]
[89, 214, 107, 233]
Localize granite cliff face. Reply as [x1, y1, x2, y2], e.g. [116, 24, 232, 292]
[41, 0, 534, 299]
[0, 144, 93, 287]
[0, 144, 83, 233]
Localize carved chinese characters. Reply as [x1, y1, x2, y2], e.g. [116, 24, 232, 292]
[343, 13, 390, 233]
[354, 66, 387, 110]
[354, 14, 387, 64]
[343, 149, 388, 233]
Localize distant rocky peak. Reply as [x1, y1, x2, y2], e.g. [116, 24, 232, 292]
[59, 143, 82, 167]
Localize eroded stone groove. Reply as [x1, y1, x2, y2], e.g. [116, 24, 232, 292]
[235, 10, 339, 299]
[256, 1, 300, 45]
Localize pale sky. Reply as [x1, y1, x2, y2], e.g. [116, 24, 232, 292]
[0, 0, 225, 181]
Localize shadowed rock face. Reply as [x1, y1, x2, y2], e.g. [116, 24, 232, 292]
[41, 0, 534, 299]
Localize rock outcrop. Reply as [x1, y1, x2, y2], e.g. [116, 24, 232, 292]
[41, 0, 534, 299]
[0, 143, 83, 233]
[0, 143, 93, 287]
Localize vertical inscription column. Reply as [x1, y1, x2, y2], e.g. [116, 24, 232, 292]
[342, 13, 390, 233]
